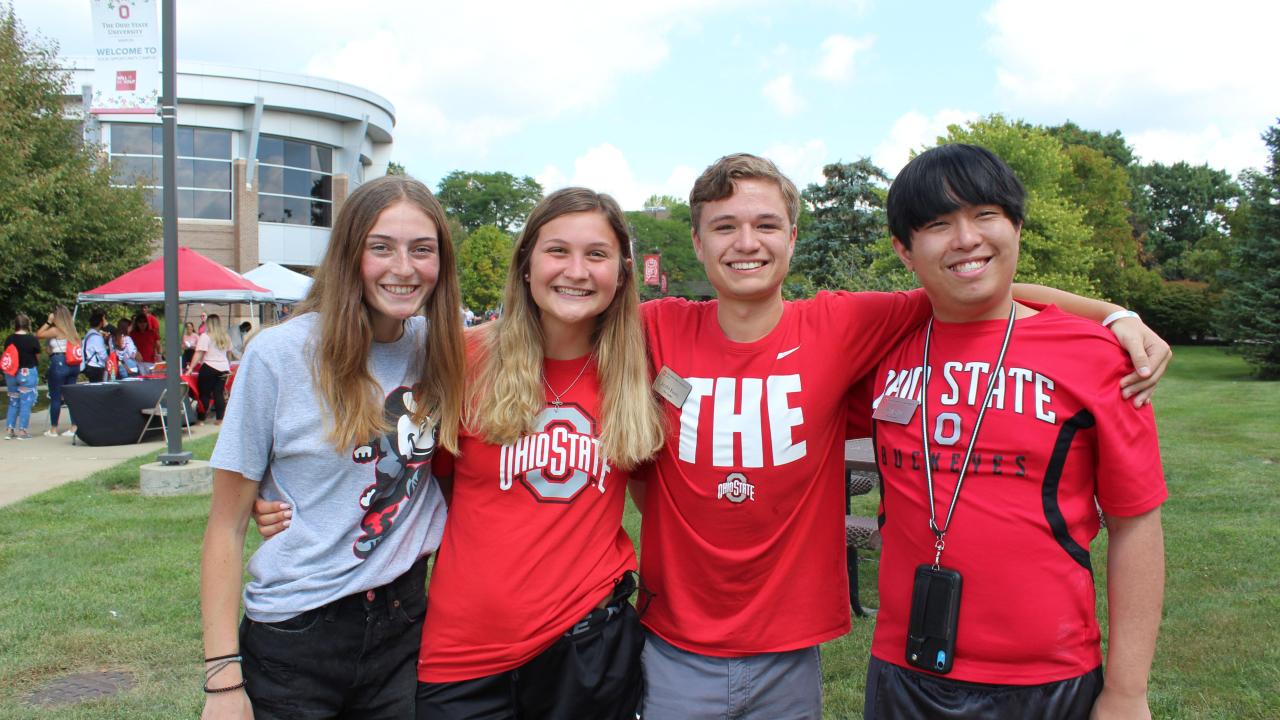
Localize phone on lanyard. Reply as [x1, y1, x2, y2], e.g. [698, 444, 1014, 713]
[905, 564, 962, 674]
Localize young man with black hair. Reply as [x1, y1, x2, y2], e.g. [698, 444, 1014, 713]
[633, 152, 1169, 719]
[857, 143, 1165, 719]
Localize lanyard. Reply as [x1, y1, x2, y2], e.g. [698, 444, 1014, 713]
[919, 302, 1016, 569]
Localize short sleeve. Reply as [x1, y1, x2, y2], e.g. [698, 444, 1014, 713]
[1090, 345, 1167, 517]
[196, 334, 210, 353]
[209, 339, 279, 482]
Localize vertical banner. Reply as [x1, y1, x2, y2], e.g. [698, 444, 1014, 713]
[643, 254, 661, 286]
[89, 0, 160, 114]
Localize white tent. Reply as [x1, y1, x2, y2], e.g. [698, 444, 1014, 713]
[242, 262, 314, 303]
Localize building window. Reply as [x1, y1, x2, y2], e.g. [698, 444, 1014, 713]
[108, 125, 234, 220]
[257, 137, 333, 227]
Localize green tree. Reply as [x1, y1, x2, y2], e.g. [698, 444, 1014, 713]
[385, 160, 406, 176]
[942, 115, 1100, 295]
[626, 207, 707, 300]
[795, 159, 890, 290]
[1047, 121, 1136, 170]
[436, 170, 543, 233]
[1216, 121, 1280, 377]
[0, 10, 156, 322]
[1132, 161, 1240, 282]
[457, 225, 512, 311]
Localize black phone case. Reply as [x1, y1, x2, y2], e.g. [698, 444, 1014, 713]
[905, 564, 962, 674]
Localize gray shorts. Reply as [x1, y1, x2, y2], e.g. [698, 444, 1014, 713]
[640, 631, 822, 720]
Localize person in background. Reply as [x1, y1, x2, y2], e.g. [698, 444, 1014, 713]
[81, 310, 110, 383]
[111, 318, 140, 378]
[188, 314, 233, 425]
[131, 309, 160, 374]
[182, 321, 199, 371]
[4, 313, 41, 440]
[233, 321, 253, 358]
[36, 305, 80, 437]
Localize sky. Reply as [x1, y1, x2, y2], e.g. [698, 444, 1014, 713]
[11, 0, 1278, 210]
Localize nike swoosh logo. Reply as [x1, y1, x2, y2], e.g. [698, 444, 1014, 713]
[776, 346, 800, 360]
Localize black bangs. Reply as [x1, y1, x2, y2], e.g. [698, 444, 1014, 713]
[887, 143, 1026, 248]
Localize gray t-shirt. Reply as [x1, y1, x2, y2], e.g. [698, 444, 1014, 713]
[211, 312, 447, 622]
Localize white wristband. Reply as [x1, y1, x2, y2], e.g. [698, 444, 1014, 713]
[1102, 309, 1139, 327]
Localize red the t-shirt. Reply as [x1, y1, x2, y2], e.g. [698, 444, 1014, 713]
[637, 290, 930, 656]
[863, 305, 1167, 684]
[418, 354, 635, 682]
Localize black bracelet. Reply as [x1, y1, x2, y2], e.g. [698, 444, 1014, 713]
[203, 680, 247, 694]
[204, 652, 241, 663]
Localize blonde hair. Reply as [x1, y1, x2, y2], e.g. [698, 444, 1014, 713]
[466, 187, 664, 469]
[204, 314, 231, 350]
[296, 175, 465, 454]
[51, 305, 79, 344]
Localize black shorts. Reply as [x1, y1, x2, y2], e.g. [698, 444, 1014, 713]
[416, 573, 644, 720]
[863, 656, 1103, 720]
[240, 558, 428, 720]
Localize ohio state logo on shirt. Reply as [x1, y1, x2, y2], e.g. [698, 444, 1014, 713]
[498, 403, 613, 503]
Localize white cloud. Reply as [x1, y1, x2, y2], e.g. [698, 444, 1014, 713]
[872, 109, 978, 176]
[17, 0, 760, 173]
[814, 34, 874, 83]
[985, 0, 1279, 173]
[762, 74, 804, 116]
[1129, 125, 1269, 175]
[538, 144, 689, 210]
[762, 139, 829, 188]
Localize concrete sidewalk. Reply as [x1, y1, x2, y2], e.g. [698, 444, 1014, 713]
[0, 404, 219, 507]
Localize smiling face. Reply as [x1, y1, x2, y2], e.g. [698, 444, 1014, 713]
[692, 178, 796, 307]
[360, 200, 441, 341]
[527, 210, 623, 349]
[894, 203, 1021, 322]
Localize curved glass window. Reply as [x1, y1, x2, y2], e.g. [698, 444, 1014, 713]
[108, 125, 234, 220]
[257, 137, 333, 227]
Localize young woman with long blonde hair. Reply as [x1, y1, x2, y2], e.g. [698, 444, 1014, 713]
[187, 313, 232, 424]
[35, 305, 80, 436]
[412, 187, 664, 718]
[200, 174, 464, 719]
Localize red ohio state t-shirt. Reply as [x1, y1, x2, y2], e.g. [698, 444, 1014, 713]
[637, 290, 930, 656]
[418, 354, 635, 682]
[864, 305, 1167, 684]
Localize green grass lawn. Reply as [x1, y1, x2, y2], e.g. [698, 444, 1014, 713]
[0, 347, 1276, 718]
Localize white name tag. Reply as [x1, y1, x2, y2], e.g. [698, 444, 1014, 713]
[873, 395, 919, 425]
[653, 366, 692, 408]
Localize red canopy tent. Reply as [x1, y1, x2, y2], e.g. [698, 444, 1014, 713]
[77, 247, 275, 304]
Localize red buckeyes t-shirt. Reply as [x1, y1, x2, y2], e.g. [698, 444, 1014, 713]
[637, 290, 930, 656]
[418, 355, 635, 681]
[864, 305, 1167, 684]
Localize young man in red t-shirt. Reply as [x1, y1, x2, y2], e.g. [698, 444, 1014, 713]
[634, 153, 1170, 719]
[857, 143, 1165, 719]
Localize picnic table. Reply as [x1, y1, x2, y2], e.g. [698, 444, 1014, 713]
[846, 438, 881, 617]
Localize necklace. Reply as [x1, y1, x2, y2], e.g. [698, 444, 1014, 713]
[919, 302, 1017, 569]
[543, 355, 592, 407]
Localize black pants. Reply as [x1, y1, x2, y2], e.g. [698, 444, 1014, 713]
[83, 365, 105, 383]
[240, 558, 428, 719]
[863, 656, 1103, 720]
[196, 363, 228, 421]
[416, 573, 644, 720]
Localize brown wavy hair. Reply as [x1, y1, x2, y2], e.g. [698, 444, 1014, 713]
[296, 175, 464, 453]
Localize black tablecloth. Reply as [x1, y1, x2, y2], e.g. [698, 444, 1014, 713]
[62, 379, 196, 446]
